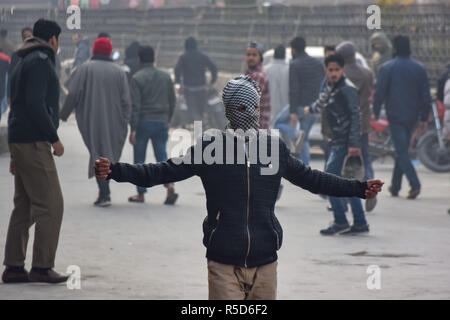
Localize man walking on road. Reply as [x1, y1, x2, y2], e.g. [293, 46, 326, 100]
[288, 36, 325, 166]
[264, 44, 289, 126]
[95, 75, 383, 299]
[305, 54, 371, 235]
[373, 35, 431, 200]
[336, 41, 377, 212]
[128, 46, 178, 205]
[2, 19, 68, 284]
[175, 37, 217, 125]
[61, 37, 131, 207]
[246, 41, 271, 129]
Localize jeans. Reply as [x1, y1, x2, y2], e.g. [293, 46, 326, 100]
[274, 105, 298, 140]
[298, 114, 316, 166]
[325, 145, 367, 226]
[361, 133, 374, 180]
[389, 123, 421, 192]
[184, 87, 208, 123]
[134, 120, 169, 195]
[96, 178, 110, 199]
[273, 105, 316, 165]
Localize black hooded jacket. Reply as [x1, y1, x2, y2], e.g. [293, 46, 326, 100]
[174, 38, 217, 87]
[107, 133, 367, 268]
[8, 37, 60, 144]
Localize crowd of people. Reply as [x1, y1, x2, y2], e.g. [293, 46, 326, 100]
[0, 17, 448, 300]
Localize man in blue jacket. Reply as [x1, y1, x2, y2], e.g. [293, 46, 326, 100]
[95, 75, 383, 300]
[373, 35, 431, 200]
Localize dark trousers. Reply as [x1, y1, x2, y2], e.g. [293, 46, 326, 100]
[4, 142, 64, 269]
[184, 87, 208, 123]
[96, 178, 110, 199]
[389, 123, 421, 192]
[133, 120, 169, 195]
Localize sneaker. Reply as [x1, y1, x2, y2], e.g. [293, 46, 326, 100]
[128, 195, 144, 203]
[407, 188, 420, 200]
[29, 268, 69, 284]
[341, 224, 370, 235]
[388, 185, 399, 197]
[293, 130, 306, 155]
[2, 266, 30, 284]
[94, 197, 111, 207]
[320, 222, 350, 236]
[365, 196, 378, 212]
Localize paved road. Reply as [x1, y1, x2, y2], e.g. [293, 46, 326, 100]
[0, 118, 449, 299]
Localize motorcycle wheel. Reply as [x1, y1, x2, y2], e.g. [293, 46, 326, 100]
[417, 130, 450, 173]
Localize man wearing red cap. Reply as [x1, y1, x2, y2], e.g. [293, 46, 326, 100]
[61, 37, 131, 207]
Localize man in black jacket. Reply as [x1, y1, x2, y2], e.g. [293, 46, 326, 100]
[305, 54, 369, 235]
[288, 36, 324, 166]
[95, 75, 383, 300]
[2, 19, 68, 284]
[175, 37, 217, 125]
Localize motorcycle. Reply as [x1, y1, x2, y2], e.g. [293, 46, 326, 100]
[417, 100, 450, 172]
[368, 100, 450, 172]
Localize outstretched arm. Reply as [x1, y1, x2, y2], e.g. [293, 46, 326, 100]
[281, 143, 382, 198]
[95, 147, 199, 188]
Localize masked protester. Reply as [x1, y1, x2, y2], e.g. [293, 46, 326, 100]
[94, 75, 383, 300]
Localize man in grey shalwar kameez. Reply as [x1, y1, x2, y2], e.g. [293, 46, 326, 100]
[61, 37, 131, 207]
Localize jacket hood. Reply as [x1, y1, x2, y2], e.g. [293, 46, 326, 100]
[336, 41, 356, 64]
[370, 32, 392, 53]
[16, 36, 55, 62]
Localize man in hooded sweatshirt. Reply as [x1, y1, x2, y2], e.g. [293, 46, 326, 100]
[3, 19, 68, 284]
[175, 37, 217, 125]
[373, 35, 431, 200]
[60, 37, 131, 207]
[369, 32, 392, 81]
[336, 41, 377, 212]
[94, 75, 384, 300]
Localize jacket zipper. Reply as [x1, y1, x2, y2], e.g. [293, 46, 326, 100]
[245, 159, 251, 268]
[208, 210, 220, 247]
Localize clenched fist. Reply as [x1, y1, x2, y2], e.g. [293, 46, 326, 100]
[95, 157, 112, 180]
[365, 179, 384, 199]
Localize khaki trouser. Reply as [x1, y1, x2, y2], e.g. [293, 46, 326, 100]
[207, 260, 277, 300]
[3, 142, 64, 269]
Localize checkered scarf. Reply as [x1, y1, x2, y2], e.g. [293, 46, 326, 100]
[222, 75, 261, 132]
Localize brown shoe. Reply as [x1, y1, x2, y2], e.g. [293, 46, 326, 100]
[407, 188, 420, 200]
[2, 267, 30, 284]
[29, 268, 69, 284]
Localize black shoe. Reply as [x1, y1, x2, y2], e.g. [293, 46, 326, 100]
[164, 192, 179, 205]
[341, 224, 370, 235]
[94, 197, 111, 207]
[2, 266, 30, 284]
[320, 223, 350, 236]
[29, 268, 69, 284]
[388, 186, 399, 197]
